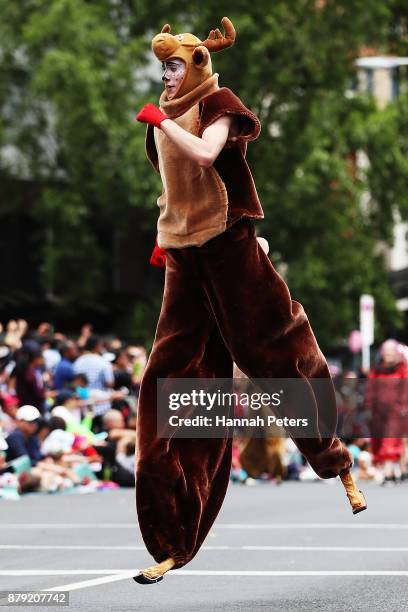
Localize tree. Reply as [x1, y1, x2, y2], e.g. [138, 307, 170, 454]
[0, 0, 407, 349]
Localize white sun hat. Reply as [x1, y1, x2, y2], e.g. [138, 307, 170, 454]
[16, 405, 41, 422]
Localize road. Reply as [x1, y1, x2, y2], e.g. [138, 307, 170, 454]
[0, 479, 407, 611]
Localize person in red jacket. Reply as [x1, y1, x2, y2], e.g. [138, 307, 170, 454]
[133, 17, 365, 585]
[364, 338, 408, 483]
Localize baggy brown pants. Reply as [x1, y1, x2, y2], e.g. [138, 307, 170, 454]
[135, 218, 352, 569]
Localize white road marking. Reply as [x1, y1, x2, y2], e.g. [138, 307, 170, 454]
[2, 544, 408, 552]
[0, 545, 211, 551]
[0, 570, 125, 576]
[214, 523, 408, 530]
[0, 545, 148, 551]
[145, 570, 408, 576]
[2, 569, 408, 578]
[0, 522, 407, 529]
[0, 524, 136, 529]
[3, 568, 408, 594]
[243, 546, 408, 552]
[44, 573, 136, 592]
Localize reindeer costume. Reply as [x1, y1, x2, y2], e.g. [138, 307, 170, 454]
[134, 17, 366, 584]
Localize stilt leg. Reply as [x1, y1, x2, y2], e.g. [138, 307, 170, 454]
[340, 470, 367, 514]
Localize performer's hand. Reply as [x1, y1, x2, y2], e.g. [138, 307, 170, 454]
[135, 103, 168, 128]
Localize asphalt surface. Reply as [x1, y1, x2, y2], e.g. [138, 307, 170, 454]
[0, 479, 408, 611]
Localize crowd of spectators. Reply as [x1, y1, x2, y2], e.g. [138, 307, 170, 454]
[231, 339, 408, 486]
[0, 319, 146, 499]
[1, 318, 408, 498]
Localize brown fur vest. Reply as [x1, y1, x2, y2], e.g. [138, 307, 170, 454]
[145, 75, 264, 248]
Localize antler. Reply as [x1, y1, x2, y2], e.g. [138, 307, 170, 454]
[201, 16, 236, 52]
[161, 24, 171, 33]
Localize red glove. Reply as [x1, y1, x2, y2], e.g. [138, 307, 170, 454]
[135, 103, 168, 128]
[150, 238, 166, 268]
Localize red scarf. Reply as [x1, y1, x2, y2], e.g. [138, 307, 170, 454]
[150, 239, 166, 268]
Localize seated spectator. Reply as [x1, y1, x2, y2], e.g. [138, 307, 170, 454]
[0, 430, 8, 475]
[346, 438, 367, 465]
[230, 438, 248, 483]
[40, 336, 61, 374]
[33, 417, 52, 448]
[41, 422, 75, 457]
[18, 472, 42, 494]
[53, 341, 78, 390]
[126, 346, 147, 393]
[283, 438, 303, 481]
[0, 393, 17, 434]
[9, 444, 99, 495]
[92, 409, 135, 486]
[0, 344, 11, 390]
[31, 447, 84, 492]
[356, 450, 382, 483]
[112, 438, 136, 487]
[113, 350, 132, 390]
[5, 405, 43, 466]
[74, 336, 113, 390]
[73, 373, 90, 400]
[51, 405, 100, 445]
[18, 444, 90, 493]
[12, 345, 46, 413]
[54, 389, 82, 423]
[106, 337, 123, 352]
[55, 384, 120, 429]
[101, 409, 136, 441]
[48, 408, 103, 464]
[73, 335, 114, 418]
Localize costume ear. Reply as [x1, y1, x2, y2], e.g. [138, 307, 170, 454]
[192, 45, 210, 69]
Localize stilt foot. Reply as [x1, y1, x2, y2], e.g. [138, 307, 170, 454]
[133, 557, 176, 585]
[340, 470, 367, 514]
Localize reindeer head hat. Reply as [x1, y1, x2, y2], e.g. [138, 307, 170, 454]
[151, 17, 236, 99]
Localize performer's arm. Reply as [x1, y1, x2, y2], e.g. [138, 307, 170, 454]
[135, 102, 238, 167]
[160, 115, 236, 167]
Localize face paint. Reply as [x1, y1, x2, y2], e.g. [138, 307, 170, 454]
[161, 59, 186, 99]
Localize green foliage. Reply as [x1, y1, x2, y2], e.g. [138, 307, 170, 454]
[0, 0, 407, 349]
[188, 0, 405, 349]
[127, 297, 163, 351]
[365, 93, 408, 234]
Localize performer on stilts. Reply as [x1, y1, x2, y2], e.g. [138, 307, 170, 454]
[133, 16, 366, 585]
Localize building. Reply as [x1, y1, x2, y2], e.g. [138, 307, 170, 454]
[353, 54, 408, 334]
